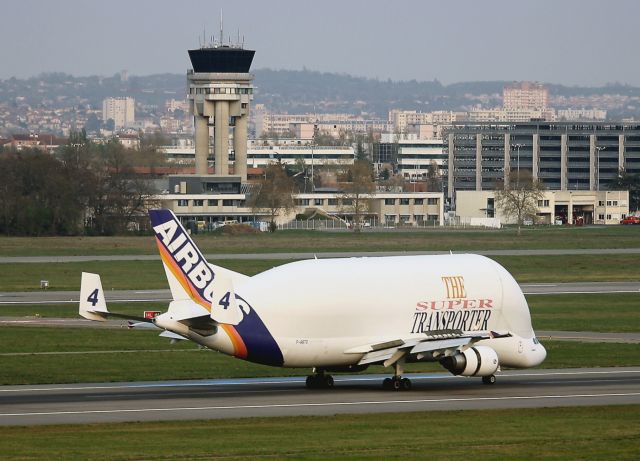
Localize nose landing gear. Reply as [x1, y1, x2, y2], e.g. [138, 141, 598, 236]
[482, 374, 496, 385]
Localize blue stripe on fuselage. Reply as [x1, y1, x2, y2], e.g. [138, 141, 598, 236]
[235, 295, 284, 367]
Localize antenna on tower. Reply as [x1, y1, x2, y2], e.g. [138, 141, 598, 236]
[220, 8, 224, 47]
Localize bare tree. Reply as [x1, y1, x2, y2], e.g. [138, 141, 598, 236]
[249, 162, 295, 232]
[495, 170, 546, 235]
[340, 160, 375, 232]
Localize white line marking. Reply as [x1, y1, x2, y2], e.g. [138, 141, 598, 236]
[0, 349, 201, 356]
[0, 299, 168, 305]
[1, 369, 639, 393]
[2, 392, 639, 418]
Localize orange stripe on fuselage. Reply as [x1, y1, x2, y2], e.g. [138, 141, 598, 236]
[222, 324, 248, 359]
[156, 237, 248, 359]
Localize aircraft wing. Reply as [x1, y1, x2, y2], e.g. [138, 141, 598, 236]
[347, 330, 511, 367]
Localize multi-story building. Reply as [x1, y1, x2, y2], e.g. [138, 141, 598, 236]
[558, 108, 607, 121]
[456, 190, 629, 226]
[396, 139, 446, 182]
[444, 121, 640, 209]
[254, 111, 389, 138]
[102, 97, 135, 130]
[467, 108, 556, 123]
[388, 110, 463, 135]
[159, 143, 355, 170]
[503, 82, 549, 110]
[157, 175, 444, 227]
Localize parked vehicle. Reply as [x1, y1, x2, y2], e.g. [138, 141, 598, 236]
[620, 216, 640, 225]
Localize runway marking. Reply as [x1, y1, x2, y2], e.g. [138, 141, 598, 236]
[0, 299, 168, 305]
[1, 369, 639, 393]
[0, 349, 202, 356]
[2, 392, 640, 418]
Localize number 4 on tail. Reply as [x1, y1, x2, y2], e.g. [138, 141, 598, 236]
[218, 292, 231, 310]
[87, 288, 100, 307]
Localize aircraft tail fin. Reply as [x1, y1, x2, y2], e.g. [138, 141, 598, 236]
[79, 272, 109, 321]
[149, 209, 248, 308]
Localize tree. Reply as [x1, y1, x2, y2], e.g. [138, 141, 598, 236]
[0, 149, 80, 235]
[88, 140, 158, 234]
[249, 162, 295, 232]
[494, 170, 546, 235]
[609, 168, 640, 212]
[340, 160, 375, 232]
[425, 160, 442, 192]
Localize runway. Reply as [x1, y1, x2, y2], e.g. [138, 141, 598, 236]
[0, 367, 638, 426]
[1, 247, 640, 264]
[1, 281, 638, 306]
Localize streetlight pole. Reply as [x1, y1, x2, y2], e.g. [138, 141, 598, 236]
[594, 145, 604, 191]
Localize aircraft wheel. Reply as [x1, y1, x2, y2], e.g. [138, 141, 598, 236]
[401, 377, 412, 391]
[324, 375, 334, 388]
[482, 374, 496, 385]
[391, 378, 401, 391]
[305, 375, 317, 389]
[382, 378, 392, 390]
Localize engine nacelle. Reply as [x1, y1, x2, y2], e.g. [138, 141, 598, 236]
[439, 346, 499, 377]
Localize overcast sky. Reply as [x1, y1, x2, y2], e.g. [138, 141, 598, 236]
[1, 0, 638, 86]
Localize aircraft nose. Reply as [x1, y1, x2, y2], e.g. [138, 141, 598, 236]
[530, 342, 547, 367]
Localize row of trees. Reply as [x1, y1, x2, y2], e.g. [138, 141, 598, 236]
[0, 131, 160, 236]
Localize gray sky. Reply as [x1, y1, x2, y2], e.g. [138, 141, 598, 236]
[1, 0, 638, 86]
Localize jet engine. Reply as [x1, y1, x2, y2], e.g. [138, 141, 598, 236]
[439, 346, 499, 377]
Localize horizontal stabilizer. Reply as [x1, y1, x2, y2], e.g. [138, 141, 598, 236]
[159, 330, 187, 341]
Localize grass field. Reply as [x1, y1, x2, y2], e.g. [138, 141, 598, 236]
[528, 293, 640, 332]
[2, 253, 640, 292]
[0, 225, 639, 257]
[0, 326, 637, 385]
[4, 293, 639, 334]
[1, 405, 638, 460]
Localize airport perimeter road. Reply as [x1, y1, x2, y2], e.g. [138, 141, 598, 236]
[0, 367, 638, 426]
[1, 247, 640, 264]
[1, 282, 637, 306]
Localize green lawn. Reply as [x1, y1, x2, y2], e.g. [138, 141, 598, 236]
[1, 406, 638, 460]
[528, 293, 640, 332]
[0, 225, 638, 257]
[1, 253, 640, 292]
[0, 326, 637, 385]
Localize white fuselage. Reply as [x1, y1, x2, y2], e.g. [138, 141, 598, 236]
[192, 254, 546, 370]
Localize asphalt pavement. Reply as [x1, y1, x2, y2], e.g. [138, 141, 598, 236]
[1, 367, 638, 426]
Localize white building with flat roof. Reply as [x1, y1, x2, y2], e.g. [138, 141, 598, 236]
[102, 97, 135, 130]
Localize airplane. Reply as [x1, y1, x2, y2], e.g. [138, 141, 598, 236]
[80, 209, 546, 391]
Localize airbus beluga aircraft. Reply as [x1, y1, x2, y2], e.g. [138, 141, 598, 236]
[80, 209, 546, 390]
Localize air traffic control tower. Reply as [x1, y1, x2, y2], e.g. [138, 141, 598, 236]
[187, 43, 255, 180]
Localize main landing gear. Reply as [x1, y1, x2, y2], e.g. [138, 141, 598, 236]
[305, 370, 334, 389]
[482, 374, 496, 385]
[382, 376, 412, 391]
[382, 359, 412, 391]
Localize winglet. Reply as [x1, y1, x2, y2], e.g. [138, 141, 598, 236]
[79, 272, 109, 321]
